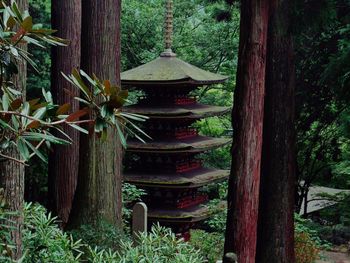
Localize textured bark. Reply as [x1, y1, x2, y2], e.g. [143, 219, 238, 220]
[48, 0, 81, 226]
[0, 0, 28, 259]
[223, 1, 270, 262]
[256, 1, 296, 262]
[68, 0, 122, 227]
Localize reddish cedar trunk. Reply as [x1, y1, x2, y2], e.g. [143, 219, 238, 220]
[68, 0, 122, 227]
[49, 0, 81, 226]
[0, 0, 28, 259]
[0, 150, 25, 259]
[223, 1, 270, 262]
[256, 0, 296, 262]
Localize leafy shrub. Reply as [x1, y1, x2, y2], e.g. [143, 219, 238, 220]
[22, 203, 82, 263]
[73, 224, 203, 263]
[190, 230, 224, 263]
[204, 184, 228, 233]
[69, 220, 128, 253]
[295, 214, 332, 249]
[122, 183, 146, 227]
[294, 214, 333, 263]
[295, 231, 320, 263]
[3, 202, 203, 263]
[113, 224, 203, 263]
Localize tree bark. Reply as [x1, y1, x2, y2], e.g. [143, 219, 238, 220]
[256, 1, 296, 262]
[0, 0, 28, 259]
[68, 0, 122, 227]
[223, 1, 270, 262]
[48, 0, 81, 226]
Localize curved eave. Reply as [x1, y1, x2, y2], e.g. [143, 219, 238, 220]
[121, 56, 228, 86]
[121, 78, 227, 86]
[124, 168, 229, 189]
[148, 201, 226, 223]
[124, 104, 231, 119]
[126, 136, 231, 153]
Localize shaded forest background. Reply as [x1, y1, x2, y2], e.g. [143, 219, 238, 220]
[26, 0, 350, 222]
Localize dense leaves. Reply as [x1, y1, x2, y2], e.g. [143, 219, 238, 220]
[294, 0, 350, 212]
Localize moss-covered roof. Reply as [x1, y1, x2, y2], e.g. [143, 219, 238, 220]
[127, 136, 231, 153]
[121, 55, 228, 85]
[124, 168, 229, 189]
[124, 104, 230, 119]
[148, 201, 226, 222]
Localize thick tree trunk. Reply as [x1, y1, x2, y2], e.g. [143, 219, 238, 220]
[0, 0, 28, 259]
[256, 1, 296, 262]
[68, 0, 122, 227]
[48, 0, 81, 226]
[0, 151, 25, 259]
[223, 1, 270, 262]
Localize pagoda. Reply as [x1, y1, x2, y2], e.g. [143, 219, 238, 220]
[121, 0, 230, 239]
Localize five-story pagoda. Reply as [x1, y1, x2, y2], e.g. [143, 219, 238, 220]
[121, 0, 230, 239]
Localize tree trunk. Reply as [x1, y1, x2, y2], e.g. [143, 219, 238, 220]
[68, 0, 122, 227]
[256, 1, 296, 262]
[223, 1, 270, 262]
[48, 0, 81, 226]
[0, 0, 28, 259]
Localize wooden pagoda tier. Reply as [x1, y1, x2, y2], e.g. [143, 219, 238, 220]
[121, 55, 227, 86]
[127, 136, 230, 153]
[121, 51, 229, 237]
[125, 168, 230, 189]
[125, 104, 231, 119]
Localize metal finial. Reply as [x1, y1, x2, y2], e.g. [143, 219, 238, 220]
[161, 0, 176, 57]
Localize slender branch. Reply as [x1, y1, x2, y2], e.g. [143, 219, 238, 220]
[28, 139, 46, 159]
[0, 152, 26, 165]
[0, 111, 94, 126]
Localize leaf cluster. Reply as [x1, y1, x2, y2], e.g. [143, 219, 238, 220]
[0, 1, 148, 165]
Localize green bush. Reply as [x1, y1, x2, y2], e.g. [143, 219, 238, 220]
[2, 202, 205, 263]
[114, 224, 203, 263]
[294, 214, 332, 263]
[295, 214, 332, 249]
[69, 221, 128, 253]
[295, 231, 320, 263]
[122, 183, 146, 228]
[190, 230, 224, 263]
[22, 203, 82, 263]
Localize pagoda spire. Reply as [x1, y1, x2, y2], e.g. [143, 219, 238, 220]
[161, 0, 176, 57]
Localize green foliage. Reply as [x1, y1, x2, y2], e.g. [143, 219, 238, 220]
[190, 230, 224, 263]
[294, 214, 334, 263]
[62, 69, 149, 147]
[0, 2, 70, 164]
[69, 221, 128, 254]
[295, 231, 320, 263]
[0, 1, 148, 164]
[122, 183, 146, 227]
[27, 0, 51, 96]
[202, 182, 228, 232]
[2, 202, 204, 263]
[115, 224, 203, 263]
[294, 0, 350, 211]
[22, 203, 82, 263]
[295, 214, 331, 249]
[72, 224, 204, 263]
[69, 183, 146, 253]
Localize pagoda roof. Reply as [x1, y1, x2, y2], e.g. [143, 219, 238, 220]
[121, 55, 228, 86]
[127, 136, 231, 153]
[124, 168, 229, 189]
[124, 104, 230, 119]
[148, 201, 226, 223]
